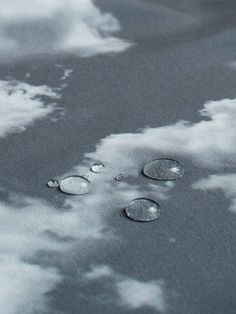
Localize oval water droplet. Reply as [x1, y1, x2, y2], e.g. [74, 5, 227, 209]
[143, 158, 184, 181]
[124, 198, 160, 222]
[59, 175, 91, 195]
[47, 179, 60, 188]
[91, 162, 105, 173]
[115, 174, 124, 181]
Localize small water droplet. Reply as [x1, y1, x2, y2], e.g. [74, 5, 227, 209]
[91, 162, 105, 173]
[47, 179, 60, 188]
[115, 174, 124, 181]
[59, 176, 91, 195]
[124, 198, 160, 222]
[143, 158, 184, 181]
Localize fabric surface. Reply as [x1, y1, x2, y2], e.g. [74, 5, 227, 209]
[0, 1, 236, 313]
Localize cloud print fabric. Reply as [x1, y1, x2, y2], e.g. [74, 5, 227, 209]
[0, 1, 236, 314]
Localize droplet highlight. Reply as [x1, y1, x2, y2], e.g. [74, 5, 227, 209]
[47, 179, 60, 188]
[59, 175, 91, 195]
[124, 198, 160, 222]
[115, 174, 124, 181]
[91, 162, 105, 173]
[143, 158, 184, 181]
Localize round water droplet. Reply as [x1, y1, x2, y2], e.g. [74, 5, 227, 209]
[47, 179, 60, 188]
[124, 198, 160, 222]
[143, 158, 184, 181]
[91, 162, 105, 173]
[115, 174, 124, 181]
[59, 176, 91, 195]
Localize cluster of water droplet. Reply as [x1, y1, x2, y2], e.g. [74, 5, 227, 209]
[47, 162, 103, 195]
[124, 158, 183, 222]
[47, 158, 184, 223]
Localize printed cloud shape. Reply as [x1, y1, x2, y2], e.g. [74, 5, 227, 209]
[84, 265, 166, 312]
[0, 79, 60, 138]
[192, 174, 236, 213]
[0, 0, 131, 60]
[0, 255, 61, 314]
[85, 98, 236, 172]
[116, 279, 166, 312]
[0, 192, 109, 314]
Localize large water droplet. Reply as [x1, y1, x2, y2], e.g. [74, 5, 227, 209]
[143, 158, 184, 181]
[124, 198, 160, 222]
[91, 162, 105, 173]
[115, 174, 124, 181]
[59, 176, 91, 195]
[47, 179, 60, 188]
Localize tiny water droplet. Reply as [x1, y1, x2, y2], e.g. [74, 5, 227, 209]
[47, 179, 60, 188]
[124, 198, 160, 222]
[91, 162, 104, 173]
[115, 174, 124, 181]
[143, 158, 184, 181]
[59, 176, 91, 195]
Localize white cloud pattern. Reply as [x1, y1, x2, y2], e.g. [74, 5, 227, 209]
[0, 0, 131, 60]
[0, 80, 60, 138]
[84, 265, 166, 312]
[192, 174, 236, 213]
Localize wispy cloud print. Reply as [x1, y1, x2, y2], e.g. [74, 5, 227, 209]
[0, 0, 131, 61]
[0, 255, 61, 314]
[116, 279, 166, 312]
[85, 98, 236, 172]
[0, 191, 108, 314]
[192, 174, 236, 213]
[84, 265, 166, 312]
[0, 80, 60, 138]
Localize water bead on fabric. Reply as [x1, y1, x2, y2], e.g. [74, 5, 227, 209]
[47, 179, 60, 188]
[124, 198, 160, 222]
[91, 162, 105, 173]
[59, 175, 91, 195]
[115, 173, 124, 181]
[143, 158, 184, 181]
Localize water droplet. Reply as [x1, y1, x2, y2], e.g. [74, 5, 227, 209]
[47, 179, 60, 188]
[143, 158, 184, 181]
[91, 162, 105, 173]
[124, 198, 160, 222]
[59, 176, 91, 195]
[115, 174, 124, 181]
